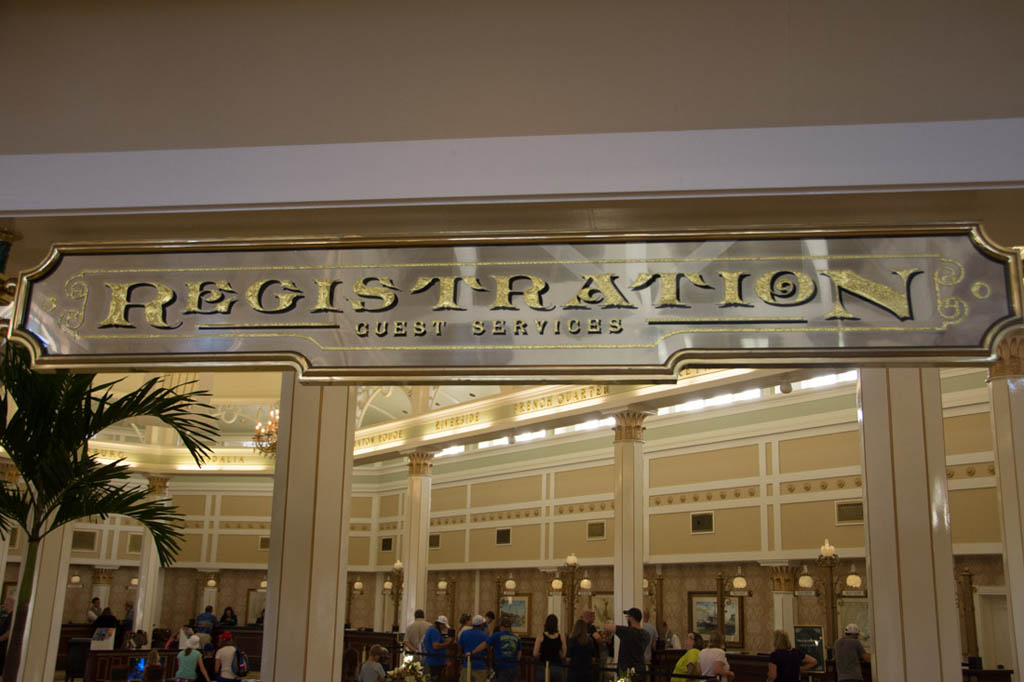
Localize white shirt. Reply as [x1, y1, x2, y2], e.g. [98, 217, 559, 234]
[698, 647, 728, 677]
[216, 645, 238, 679]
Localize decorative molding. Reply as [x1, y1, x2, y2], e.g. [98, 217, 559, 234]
[989, 335, 1024, 380]
[613, 409, 650, 442]
[768, 564, 798, 592]
[650, 487, 759, 506]
[470, 508, 542, 523]
[556, 501, 614, 515]
[93, 567, 115, 585]
[783, 475, 862, 494]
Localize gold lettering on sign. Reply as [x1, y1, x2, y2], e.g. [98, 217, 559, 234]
[717, 272, 752, 307]
[562, 274, 636, 309]
[312, 279, 345, 312]
[347, 276, 399, 312]
[246, 279, 304, 313]
[183, 280, 237, 314]
[434, 412, 481, 432]
[355, 429, 406, 449]
[410, 276, 487, 310]
[819, 269, 922, 320]
[630, 272, 713, 308]
[754, 270, 817, 306]
[513, 385, 610, 415]
[99, 282, 180, 329]
[490, 275, 553, 311]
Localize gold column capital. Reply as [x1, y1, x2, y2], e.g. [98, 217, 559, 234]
[767, 564, 798, 592]
[613, 409, 650, 442]
[406, 450, 435, 475]
[989, 334, 1024, 380]
[146, 474, 170, 497]
[94, 567, 115, 585]
[0, 460, 19, 485]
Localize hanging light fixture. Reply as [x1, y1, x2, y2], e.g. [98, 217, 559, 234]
[253, 407, 280, 458]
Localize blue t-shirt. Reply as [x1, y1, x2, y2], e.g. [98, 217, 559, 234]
[459, 628, 490, 669]
[423, 626, 448, 667]
[488, 630, 521, 669]
[195, 612, 217, 633]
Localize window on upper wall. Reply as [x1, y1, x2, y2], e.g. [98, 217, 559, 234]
[71, 529, 99, 552]
[690, 512, 715, 534]
[126, 533, 143, 555]
[587, 521, 606, 540]
[429, 533, 441, 549]
[380, 537, 394, 552]
[258, 536, 271, 551]
[835, 501, 864, 525]
[495, 528, 511, 545]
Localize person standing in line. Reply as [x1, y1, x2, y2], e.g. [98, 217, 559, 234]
[595, 622, 616, 682]
[487, 617, 521, 682]
[358, 645, 389, 682]
[484, 611, 497, 635]
[672, 632, 703, 679]
[176, 634, 212, 682]
[566, 619, 595, 682]
[533, 614, 566, 682]
[405, 609, 431, 659]
[422, 615, 454, 682]
[614, 609, 650, 682]
[195, 606, 218, 634]
[833, 624, 870, 682]
[213, 632, 238, 682]
[457, 613, 472, 638]
[641, 610, 658, 665]
[767, 629, 817, 682]
[459, 615, 491, 682]
[697, 631, 734, 681]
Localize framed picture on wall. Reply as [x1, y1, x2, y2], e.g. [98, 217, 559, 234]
[590, 593, 615, 627]
[498, 595, 530, 634]
[2, 582, 16, 602]
[687, 592, 744, 649]
[837, 597, 872, 651]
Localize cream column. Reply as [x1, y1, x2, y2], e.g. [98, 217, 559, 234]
[612, 409, 648, 619]
[92, 568, 115, 609]
[261, 375, 355, 682]
[134, 474, 168, 635]
[18, 525, 72, 682]
[858, 368, 961, 681]
[401, 451, 434, 630]
[987, 335, 1024, 675]
[766, 564, 797, 642]
[199, 572, 219, 613]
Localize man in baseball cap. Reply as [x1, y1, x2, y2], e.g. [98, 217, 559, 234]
[615, 608, 650, 682]
[834, 623, 870, 682]
[460, 615, 491, 682]
[423, 615, 453, 682]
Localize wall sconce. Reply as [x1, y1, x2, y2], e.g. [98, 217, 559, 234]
[730, 566, 752, 597]
[129, 577, 140, 589]
[352, 578, 364, 597]
[436, 579, 448, 596]
[205, 577, 218, 589]
[68, 574, 83, 589]
[503, 575, 517, 597]
[259, 578, 268, 591]
[549, 577, 563, 596]
[795, 565, 817, 596]
[842, 565, 866, 596]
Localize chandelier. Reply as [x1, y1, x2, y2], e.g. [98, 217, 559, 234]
[253, 407, 279, 457]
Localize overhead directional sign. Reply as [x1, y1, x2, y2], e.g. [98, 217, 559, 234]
[8, 226, 1021, 382]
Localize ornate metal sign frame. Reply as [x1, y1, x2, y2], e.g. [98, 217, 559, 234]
[7, 224, 1022, 383]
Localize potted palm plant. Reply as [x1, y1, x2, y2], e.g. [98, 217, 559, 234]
[0, 342, 219, 682]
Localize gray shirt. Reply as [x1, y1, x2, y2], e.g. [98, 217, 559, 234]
[642, 622, 658, 662]
[358, 660, 385, 682]
[834, 636, 866, 680]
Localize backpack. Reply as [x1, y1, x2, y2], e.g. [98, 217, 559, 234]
[231, 648, 249, 677]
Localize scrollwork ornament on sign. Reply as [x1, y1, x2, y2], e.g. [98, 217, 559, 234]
[59, 274, 89, 335]
[989, 334, 1024, 380]
[934, 258, 968, 326]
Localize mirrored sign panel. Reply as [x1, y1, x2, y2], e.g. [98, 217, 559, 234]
[9, 227, 1021, 382]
